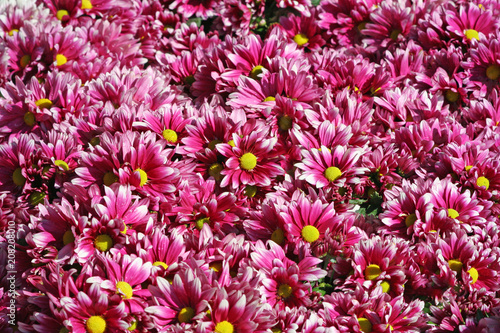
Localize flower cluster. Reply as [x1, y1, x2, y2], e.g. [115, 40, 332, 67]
[1, 0, 500, 332]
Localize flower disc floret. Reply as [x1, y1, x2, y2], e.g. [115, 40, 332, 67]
[63, 230, 75, 245]
[162, 129, 178, 143]
[116, 281, 133, 299]
[103, 172, 118, 186]
[20, 55, 30, 68]
[277, 284, 293, 298]
[447, 208, 459, 219]
[468, 267, 479, 284]
[82, 0, 92, 9]
[465, 29, 479, 40]
[405, 213, 417, 227]
[324, 166, 342, 182]
[135, 168, 148, 186]
[381, 281, 390, 293]
[153, 261, 168, 269]
[35, 98, 53, 109]
[477, 176, 489, 189]
[293, 33, 309, 46]
[240, 152, 257, 170]
[448, 259, 463, 272]
[178, 307, 195, 323]
[358, 318, 372, 333]
[56, 54, 67, 66]
[86, 316, 106, 333]
[94, 234, 113, 252]
[271, 228, 285, 244]
[250, 65, 264, 79]
[278, 115, 293, 130]
[215, 321, 234, 333]
[301, 225, 320, 243]
[196, 217, 210, 230]
[365, 264, 382, 280]
[56, 9, 69, 20]
[55, 160, 69, 171]
[486, 64, 500, 80]
[445, 90, 459, 103]
[13, 168, 26, 186]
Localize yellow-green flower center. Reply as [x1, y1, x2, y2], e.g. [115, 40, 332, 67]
[301, 225, 320, 243]
[20, 54, 31, 68]
[244, 185, 258, 197]
[209, 163, 223, 180]
[103, 172, 118, 186]
[82, 0, 93, 9]
[135, 168, 148, 186]
[250, 65, 264, 80]
[277, 284, 293, 298]
[486, 64, 500, 80]
[116, 281, 133, 299]
[390, 29, 401, 41]
[240, 152, 257, 170]
[36, 98, 53, 109]
[8, 29, 19, 36]
[56, 9, 69, 21]
[477, 176, 489, 190]
[445, 90, 459, 103]
[381, 281, 390, 293]
[209, 261, 222, 272]
[214, 321, 234, 333]
[153, 261, 168, 269]
[447, 208, 459, 219]
[465, 165, 473, 171]
[127, 320, 137, 331]
[24, 112, 36, 126]
[177, 307, 195, 323]
[94, 234, 113, 252]
[228, 140, 235, 147]
[86, 316, 106, 333]
[62, 230, 75, 245]
[468, 267, 478, 284]
[278, 115, 293, 131]
[448, 259, 463, 272]
[358, 318, 372, 333]
[54, 159, 69, 171]
[405, 213, 417, 227]
[13, 167, 26, 186]
[162, 129, 178, 143]
[465, 29, 479, 40]
[365, 264, 382, 280]
[263, 96, 276, 102]
[30, 191, 46, 205]
[56, 54, 67, 66]
[271, 228, 285, 245]
[196, 217, 210, 230]
[293, 33, 309, 46]
[207, 139, 222, 150]
[59, 327, 69, 333]
[184, 75, 195, 85]
[324, 166, 342, 182]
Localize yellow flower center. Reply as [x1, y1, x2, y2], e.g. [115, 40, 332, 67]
[102, 171, 118, 186]
[59, 327, 69, 333]
[153, 261, 169, 269]
[447, 208, 459, 219]
[209, 261, 222, 272]
[13, 167, 26, 186]
[263, 96, 276, 102]
[184, 75, 195, 85]
[277, 284, 293, 298]
[240, 152, 257, 170]
[209, 163, 223, 180]
[8, 29, 19, 36]
[405, 213, 417, 227]
[358, 318, 372, 333]
[94, 234, 113, 252]
[486, 64, 500, 80]
[250, 65, 264, 80]
[448, 259, 463, 272]
[390, 29, 401, 41]
[207, 139, 222, 150]
[86, 316, 106, 333]
[56, 54, 67, 66]
[24, 112, 36, 126]
[214, 321, 234, 333]
[358, 22, 367, 31]
[20, 54, 31, 68]
[293, 33, 309, 46]
[465, 165, 473, 171]
[162, 129, 178, 143]
[324, 166, 342, 182]
[278, 115, 293, 131]
[445, 90, 459, 103]
[477, 176, 489, 190]
[127, 320, 137, 331]
[196, 217, 210, 230]
[178, 307, 195, 323]
[301, 225, 320, 243]
[244, 185, 258, 197]
[36, 98, 53, 109]
[381, 281, 390, 293]
[271, 228, 285, 245]
[228, 140, 235, 147]
[464, 29, 479, 40]
[135, 168, 148, 186]
[81, 0, 93, 9]
[56, 9, 69, 21]
[468, 267, 479, 284]
[116, 281, 133, 299]
[62, 230, 75, 245]
[30, 191, 46, 205]
[365, 264, 382, 280]
[54, 159, 69, 171]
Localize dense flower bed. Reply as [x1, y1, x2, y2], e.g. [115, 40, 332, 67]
[1, 0, 500, 332]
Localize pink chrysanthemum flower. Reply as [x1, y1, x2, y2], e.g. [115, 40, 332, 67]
[217, 122, 284, 189]
[446, 3, 497, 43]
[279, 11, 326, 51]
[147, 263, 215, 327]
[169, 0, 218, 19]
[463, 36, 500, 90]
[296, 145, 367, 189]
[61, 284, 129, 333]
[244, 195, 289, 245]
[277, 0, 312, 17]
